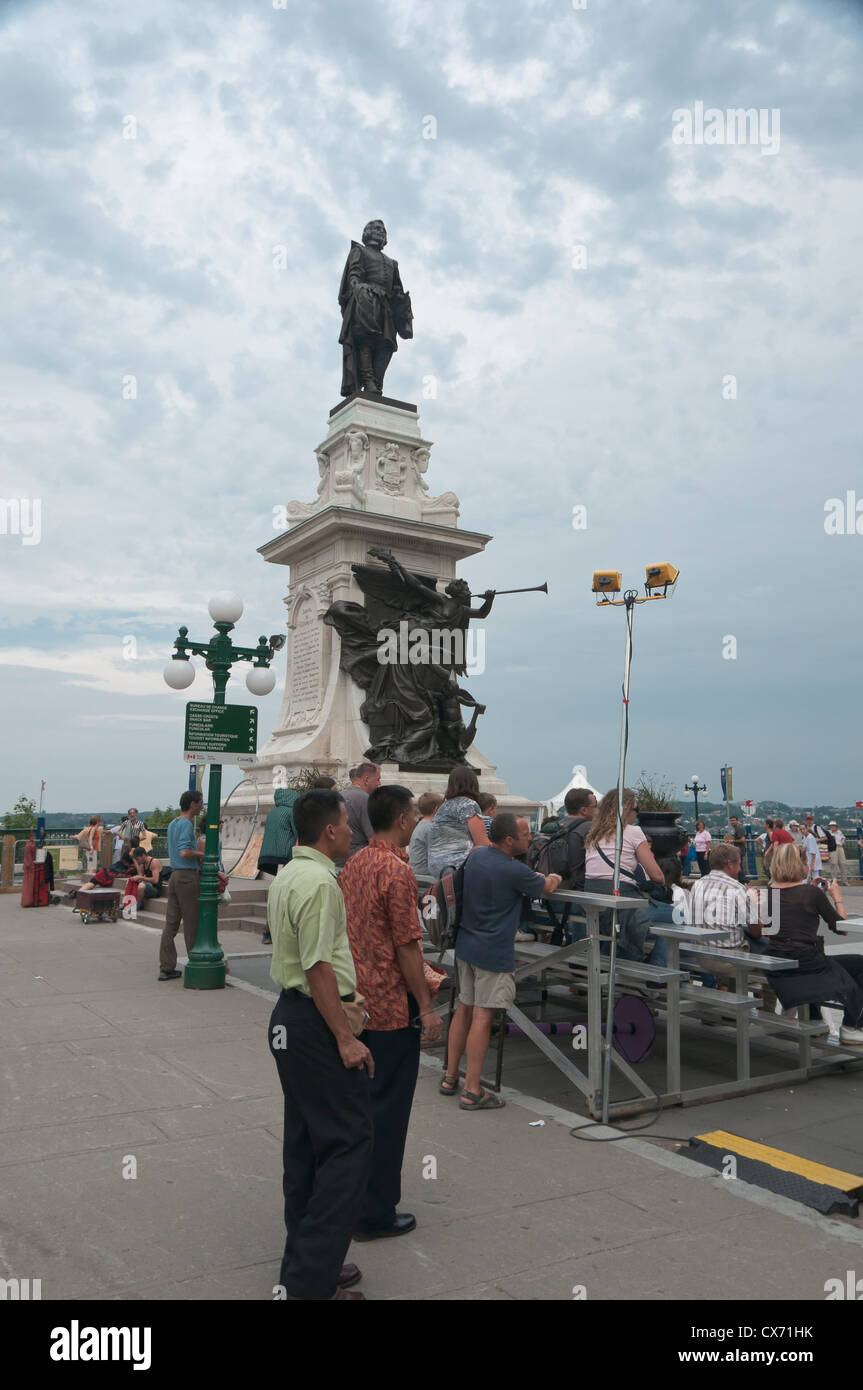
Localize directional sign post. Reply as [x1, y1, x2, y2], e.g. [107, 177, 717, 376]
[165, 604, 276, 991]
[183, 702, 258, 766]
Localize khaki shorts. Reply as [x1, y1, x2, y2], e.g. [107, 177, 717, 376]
[456, 958, 515, 1010]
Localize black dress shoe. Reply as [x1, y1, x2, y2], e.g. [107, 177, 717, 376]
[352, 1213, 416, 1242]
[157, 969, 182, 981]
[337, 1263, 362, 1289]
[333, 1289, 366, 1300]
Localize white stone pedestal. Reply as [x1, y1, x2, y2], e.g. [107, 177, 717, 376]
[222, 395, 538, 856]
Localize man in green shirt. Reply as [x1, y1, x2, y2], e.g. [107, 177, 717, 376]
[267, 789, 374, 1301]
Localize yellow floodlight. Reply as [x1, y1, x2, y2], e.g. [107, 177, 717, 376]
[592, 571, 622, 601]
[644, 562, 679, 595]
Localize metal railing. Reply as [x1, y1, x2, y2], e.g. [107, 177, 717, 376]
[2, 829, 169, 881]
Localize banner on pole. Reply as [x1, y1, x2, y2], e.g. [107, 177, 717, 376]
[721, 766, 733, 803]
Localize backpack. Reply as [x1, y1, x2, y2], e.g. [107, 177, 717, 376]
[823, 829, 837, 853]
[92, 867, 115, 888]
[525, 833, 550, 871]
[527, 821, 589, 887]
[423, 857, 469, 952]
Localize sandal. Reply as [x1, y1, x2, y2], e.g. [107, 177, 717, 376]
[439, 1074, 460, 1095]
[459, 1088, 506, 1111]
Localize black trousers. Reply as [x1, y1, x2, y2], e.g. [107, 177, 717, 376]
[356, 995, 421, 1234]
[772, 951, 863, 1029]
[696, 853, 710, 878]
[268, 990, 373, 1299]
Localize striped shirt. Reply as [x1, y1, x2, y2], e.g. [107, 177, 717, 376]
[689, 870, 751, 948]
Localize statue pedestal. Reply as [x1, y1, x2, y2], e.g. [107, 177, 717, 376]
[222, 396, 539, 857]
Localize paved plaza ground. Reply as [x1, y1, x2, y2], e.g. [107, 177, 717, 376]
[3, 892, 863, 1302]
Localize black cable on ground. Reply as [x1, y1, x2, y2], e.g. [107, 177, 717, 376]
[568, 1093, 689, 1142]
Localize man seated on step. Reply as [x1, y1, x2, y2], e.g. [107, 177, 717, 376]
[440, 813, 561, 1111]
[126, 846, 164, 911]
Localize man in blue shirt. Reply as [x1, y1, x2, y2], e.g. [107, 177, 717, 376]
[158, 790, 204, 980]
[441, 814, 561, 1110]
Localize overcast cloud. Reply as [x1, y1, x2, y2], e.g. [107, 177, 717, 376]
[1, 0, 861, 813]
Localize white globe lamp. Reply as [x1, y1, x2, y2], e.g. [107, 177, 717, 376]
[209, 592, 244, 624]
[164, 659, 196, 690]
[246, 666, 276, 696]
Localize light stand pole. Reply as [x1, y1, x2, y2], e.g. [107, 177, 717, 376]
[684, 776, 706, 827]
[164, 594, 276, 990]
[593, 564, 679, 1125]
[602, 591, 637, 1126]
[721, 764, 734, 837]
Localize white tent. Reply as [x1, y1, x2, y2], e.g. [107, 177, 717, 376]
[545, 764, 600, 817]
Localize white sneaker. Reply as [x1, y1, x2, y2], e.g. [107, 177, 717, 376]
[514, 930, 535, 942]
[839, 1025, 863, 1045]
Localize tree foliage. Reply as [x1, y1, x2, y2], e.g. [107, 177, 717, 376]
[2, 794, 37, 830]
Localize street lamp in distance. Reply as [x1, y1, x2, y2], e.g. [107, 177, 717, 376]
[684, 775, 707, 824]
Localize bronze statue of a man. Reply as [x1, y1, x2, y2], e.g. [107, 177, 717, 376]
[338, 220, 413, 397]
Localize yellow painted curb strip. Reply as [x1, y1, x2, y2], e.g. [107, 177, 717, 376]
[695, 1129, 863, 1193]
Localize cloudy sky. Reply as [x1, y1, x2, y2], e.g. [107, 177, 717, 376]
[1, 0, 861, 815]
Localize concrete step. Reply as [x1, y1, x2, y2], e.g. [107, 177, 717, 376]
[225, 880, 268, 902]
[133, 909, 269, 938]
[131, 896, 267, 922]
[63, 874, 270, 937]
[221, 901, 268, 921]
[63, 877, 267, 907]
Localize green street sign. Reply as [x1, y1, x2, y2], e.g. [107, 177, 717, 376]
[184, 702, 258, 765]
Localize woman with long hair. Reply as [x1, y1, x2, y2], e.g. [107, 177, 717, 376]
[584, 788, 666, 964]
[754, 842, 863, 1043]
[428, 766, 488, 878]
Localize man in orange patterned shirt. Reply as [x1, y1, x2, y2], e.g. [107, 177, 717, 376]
[340, 784, 443, 1241]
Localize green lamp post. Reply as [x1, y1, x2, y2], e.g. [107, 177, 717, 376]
[164, 592, 277, 990]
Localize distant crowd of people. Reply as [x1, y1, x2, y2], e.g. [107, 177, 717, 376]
[72, 800, 229, 980]
[71, 809, 163, 913]
[75, 808, 153, 874]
